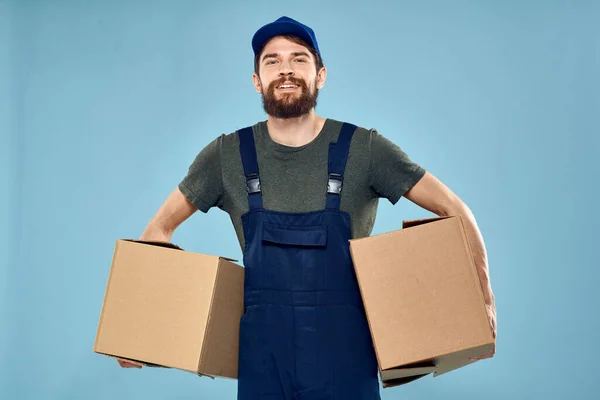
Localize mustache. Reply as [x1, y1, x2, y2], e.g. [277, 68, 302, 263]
[268, 76, 308, 89]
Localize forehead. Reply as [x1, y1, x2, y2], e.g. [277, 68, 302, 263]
[260, 36, 313, 58]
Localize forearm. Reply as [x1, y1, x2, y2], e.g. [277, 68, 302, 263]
[139, 221, 173, 242]
[442, 205, 495, 308]
[138, 187, 197, 242]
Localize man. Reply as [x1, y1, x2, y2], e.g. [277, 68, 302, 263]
[118, 16, 497, 400]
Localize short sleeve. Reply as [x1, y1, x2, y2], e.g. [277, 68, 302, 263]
[178, 135, 224, 213]
[369, 129, 426, 204]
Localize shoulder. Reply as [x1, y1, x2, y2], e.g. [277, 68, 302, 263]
[342, 122, 406, 152]
[218, 121, 266, 147]
[328, 120, 414, 162]
[326, 118, 373, 144]
[204, 121, 266, 153]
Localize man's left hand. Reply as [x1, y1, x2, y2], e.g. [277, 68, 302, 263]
[469, 304, 496, 361]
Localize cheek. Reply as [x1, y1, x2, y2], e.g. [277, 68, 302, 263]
[260, 73, 278, 90]
[309, 75, 320, 89]
[304, 70, 318, 86]
[257, 79, 269, 93]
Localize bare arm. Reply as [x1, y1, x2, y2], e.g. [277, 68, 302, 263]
[139, 186, 198, 242]
[404, 171, 496, 335]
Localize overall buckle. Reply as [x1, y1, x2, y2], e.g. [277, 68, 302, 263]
[245, 173, 261, 194]
[327, 173, 343, 195]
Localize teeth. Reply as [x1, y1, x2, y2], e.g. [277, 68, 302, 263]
[280, 85, 296, 88]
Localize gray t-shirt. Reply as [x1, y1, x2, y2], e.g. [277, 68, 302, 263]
[179, 118, 426, 252]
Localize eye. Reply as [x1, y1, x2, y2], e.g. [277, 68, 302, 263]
[265, 60, 277, 65]
[294, 58, 307, 63]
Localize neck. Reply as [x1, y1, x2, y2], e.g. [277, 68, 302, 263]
[266, 111, 326, 147]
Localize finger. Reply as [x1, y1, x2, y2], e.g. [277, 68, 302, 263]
[118, 360, 141, 368]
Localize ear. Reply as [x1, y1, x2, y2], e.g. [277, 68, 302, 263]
[252, 73, 263, 94]
[316, 66, 327, 90]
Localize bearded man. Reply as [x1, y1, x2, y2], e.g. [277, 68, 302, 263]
[118, 16, 497, 400]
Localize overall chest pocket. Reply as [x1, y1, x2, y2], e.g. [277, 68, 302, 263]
[263, 223, 327, 247]
[260, 222, 328, 291]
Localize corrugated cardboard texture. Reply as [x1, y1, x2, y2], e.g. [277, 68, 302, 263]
[94, 240, 219, 373]
[350, 216, 494, 385]
[198, 259, 245, 379]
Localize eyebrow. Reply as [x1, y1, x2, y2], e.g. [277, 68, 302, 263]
[291, 51, 311, 58]
[261, 53, 279, 62]
[261, 51, 311, 62]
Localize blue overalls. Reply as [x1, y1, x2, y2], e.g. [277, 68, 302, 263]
[237, 123, 381, 400]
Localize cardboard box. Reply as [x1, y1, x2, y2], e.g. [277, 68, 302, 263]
[94, 239, 245, 379]
[349, 216, 495, 388]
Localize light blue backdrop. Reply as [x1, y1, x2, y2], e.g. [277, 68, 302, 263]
[2, 0, 598, 399]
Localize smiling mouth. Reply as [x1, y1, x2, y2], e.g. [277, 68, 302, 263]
[277, 83, 300, 89]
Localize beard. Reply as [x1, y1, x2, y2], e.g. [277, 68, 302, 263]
[261, 76, 319, 119]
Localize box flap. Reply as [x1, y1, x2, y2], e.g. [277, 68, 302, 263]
[380, 358, 437, 385]
[120, 239, 238, 262]
[401, 216, 452, 229]
[382, 373, 430, 388]
[433, 342, 494, 377]
[379, 341, 494, 385]
[380, 360, 435, 387]
[105, 354, 215, 379]
[381, 365, 436, 379]
[107, 354, 166, 369]
[121, 239, 184, 251]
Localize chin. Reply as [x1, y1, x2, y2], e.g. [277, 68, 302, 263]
[278, 90, 302, 97]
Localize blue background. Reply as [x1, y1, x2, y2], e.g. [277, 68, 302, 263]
[1, 0, 598, 399]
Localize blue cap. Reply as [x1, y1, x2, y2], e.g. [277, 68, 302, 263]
[252, 16, 321, 58]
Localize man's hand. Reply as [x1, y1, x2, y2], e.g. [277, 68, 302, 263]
[469, 304, 497, 361]
[487, 304, 497, 340]
[117, 358, 143, 369]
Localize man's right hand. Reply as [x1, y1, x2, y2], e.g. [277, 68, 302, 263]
[117, 358, 143, 369]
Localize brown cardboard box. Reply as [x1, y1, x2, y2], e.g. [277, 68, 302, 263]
[349, 216, 495, 388]
[94, 239, 245, 379]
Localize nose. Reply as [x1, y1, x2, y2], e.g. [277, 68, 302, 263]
[278, 59, 295, 77]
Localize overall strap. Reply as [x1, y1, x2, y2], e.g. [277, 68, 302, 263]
[326, 122, 357, 210]
[238, 126, 263, 211]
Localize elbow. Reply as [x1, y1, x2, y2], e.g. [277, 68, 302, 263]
[438, 197, 472, 219]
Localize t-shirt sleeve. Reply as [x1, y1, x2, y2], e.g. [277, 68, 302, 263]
[369, 129, 427, 205]
[178, 135, 224, 213]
